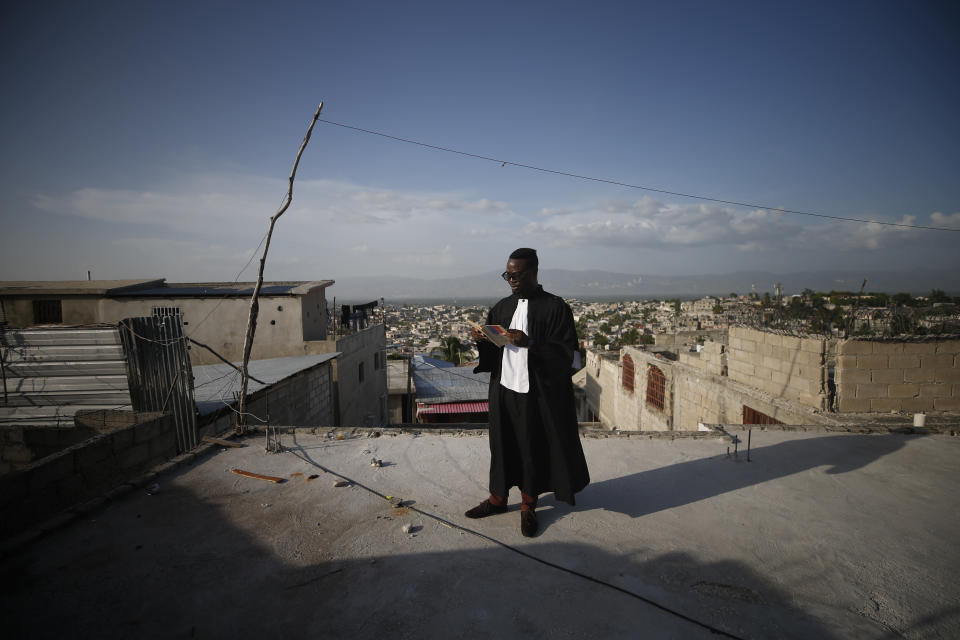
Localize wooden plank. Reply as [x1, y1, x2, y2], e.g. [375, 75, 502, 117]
[202, 436, 244, 448]
[232, 468, 284, 483]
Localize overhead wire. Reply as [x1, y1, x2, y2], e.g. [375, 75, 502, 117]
[317, 118, 960, 233]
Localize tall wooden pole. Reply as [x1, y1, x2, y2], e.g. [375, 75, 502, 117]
[236, 103, 323, 434]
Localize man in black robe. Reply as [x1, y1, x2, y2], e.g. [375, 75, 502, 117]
[465, 248, 590, 537]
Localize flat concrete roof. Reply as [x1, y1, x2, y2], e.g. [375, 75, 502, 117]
[0, 279, 165, 296]
[0, 279, 334, 297]
[2, 429, 957, 638]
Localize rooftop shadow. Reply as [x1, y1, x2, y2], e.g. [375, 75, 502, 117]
[0, 454, 913, 640]
[572, 433, 915, 519]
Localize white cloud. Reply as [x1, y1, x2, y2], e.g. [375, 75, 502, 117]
[930, 211, 960, 229]
[32, 175, 516, 233]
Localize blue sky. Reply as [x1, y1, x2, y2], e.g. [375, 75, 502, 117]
[1, 1, 958, 286]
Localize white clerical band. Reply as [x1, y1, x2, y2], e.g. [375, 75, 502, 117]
[500, 299, 529, 393]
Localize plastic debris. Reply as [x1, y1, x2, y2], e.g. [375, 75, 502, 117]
[370, 458, 382, 467]
[402, 523, 412, 534]
[261, 503, 272, 508]
[333, 479, 350, 487]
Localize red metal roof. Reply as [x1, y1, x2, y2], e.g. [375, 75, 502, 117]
[417, 401, 489, 414]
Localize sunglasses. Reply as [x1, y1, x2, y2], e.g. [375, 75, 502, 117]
[501, 270, 527, 282]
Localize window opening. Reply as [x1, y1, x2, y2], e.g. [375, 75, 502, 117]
[646, 365, 665, 411]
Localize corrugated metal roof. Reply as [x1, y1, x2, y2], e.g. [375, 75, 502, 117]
[411, 355, 489, 404]
[192, 353, 339, 416]
[417, 401, 488, 414]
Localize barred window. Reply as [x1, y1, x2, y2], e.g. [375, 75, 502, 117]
[646, 365, 665, 411]
[622, 355, 635, 393]
[152, 306, 182, 318]
[33, 300, 62, 324]
[742, 406, 782, 425]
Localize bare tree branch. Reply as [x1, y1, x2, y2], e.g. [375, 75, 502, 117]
[236, 103, 323, 433]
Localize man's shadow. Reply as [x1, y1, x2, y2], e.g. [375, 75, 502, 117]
[542, 433, 914, 521]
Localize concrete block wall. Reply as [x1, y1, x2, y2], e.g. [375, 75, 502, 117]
[0, 425, 97, 475]
[0, 411, 175, 539]
[200, 361, 335, 436]
[835, 339, 960, 413]
[672, 366, 829, 430]
[678, 341, 725, 376]
[727, 327, 827, 410]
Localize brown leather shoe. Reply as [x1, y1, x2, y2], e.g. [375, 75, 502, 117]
[465, 499, 508, 519]
[520, 509, 538, 537]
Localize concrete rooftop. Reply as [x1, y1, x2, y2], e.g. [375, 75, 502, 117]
[1, 428, 958, 639]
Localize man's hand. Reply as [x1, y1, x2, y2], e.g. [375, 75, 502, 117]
[470, 326, 487, 342]
[506, 329, 529, 348]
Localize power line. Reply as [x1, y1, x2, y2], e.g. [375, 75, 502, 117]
[318, 118, 960, 233]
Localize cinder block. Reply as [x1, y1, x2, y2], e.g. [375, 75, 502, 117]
[838, 396, 872, 412]
[770, 370, 789, 385]
[935, 341, 960, 355]
[871, 368, 903, 384]
[856, 383, 887, 399]
[729, 361, 755, 378]
[838, 340, 874, 355]
[2, 428, 26, 444]
[888, 355, 921, 369]
[836, 355, 857, 369]
[764, 333, 783, 347]
[119, 443, 150, 470]
[870, 398, 903, 412]
[876, 343, 905, 355]
[888, 383, 920, 399]
[2, 446, 34, 464]
[737, 340, 757, 354]
[26, 454, 76, 492]
[763, 356, 781, 371]
[836, 368, 871, 384]
[899, 397, 933, 413]
[74, 438, 113, 469]
[934, 397, 960, 411]
[780, 335, 801, 351]
[933, 368, 959, 384]
[904, 368, 935, 383]
[919, 383, 950, 398]
[801, 338, 826, 354]
[857, 354, 888, 369]
[56, 475, 87, 503]
[920, 354, 954, 369]
[902, 342, 937, 355]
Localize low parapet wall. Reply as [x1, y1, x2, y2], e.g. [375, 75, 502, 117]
[0, 410, 176, 539]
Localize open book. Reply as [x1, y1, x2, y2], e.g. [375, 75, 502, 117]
[469, 320, 512, 348]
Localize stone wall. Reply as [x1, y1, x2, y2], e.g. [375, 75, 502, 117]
[0, 411, 175, 539]
[727, 327, 827, 410]
[835, 339, 960, 413]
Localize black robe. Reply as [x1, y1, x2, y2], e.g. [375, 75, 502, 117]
[474, 286, 590, 505]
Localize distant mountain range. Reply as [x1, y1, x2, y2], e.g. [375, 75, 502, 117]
[331, 269, 958, 303]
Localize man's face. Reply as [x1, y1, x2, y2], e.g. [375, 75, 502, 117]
[504, 258, 537, 297]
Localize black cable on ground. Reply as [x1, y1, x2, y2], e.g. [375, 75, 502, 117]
[286, 445, 744, 639]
